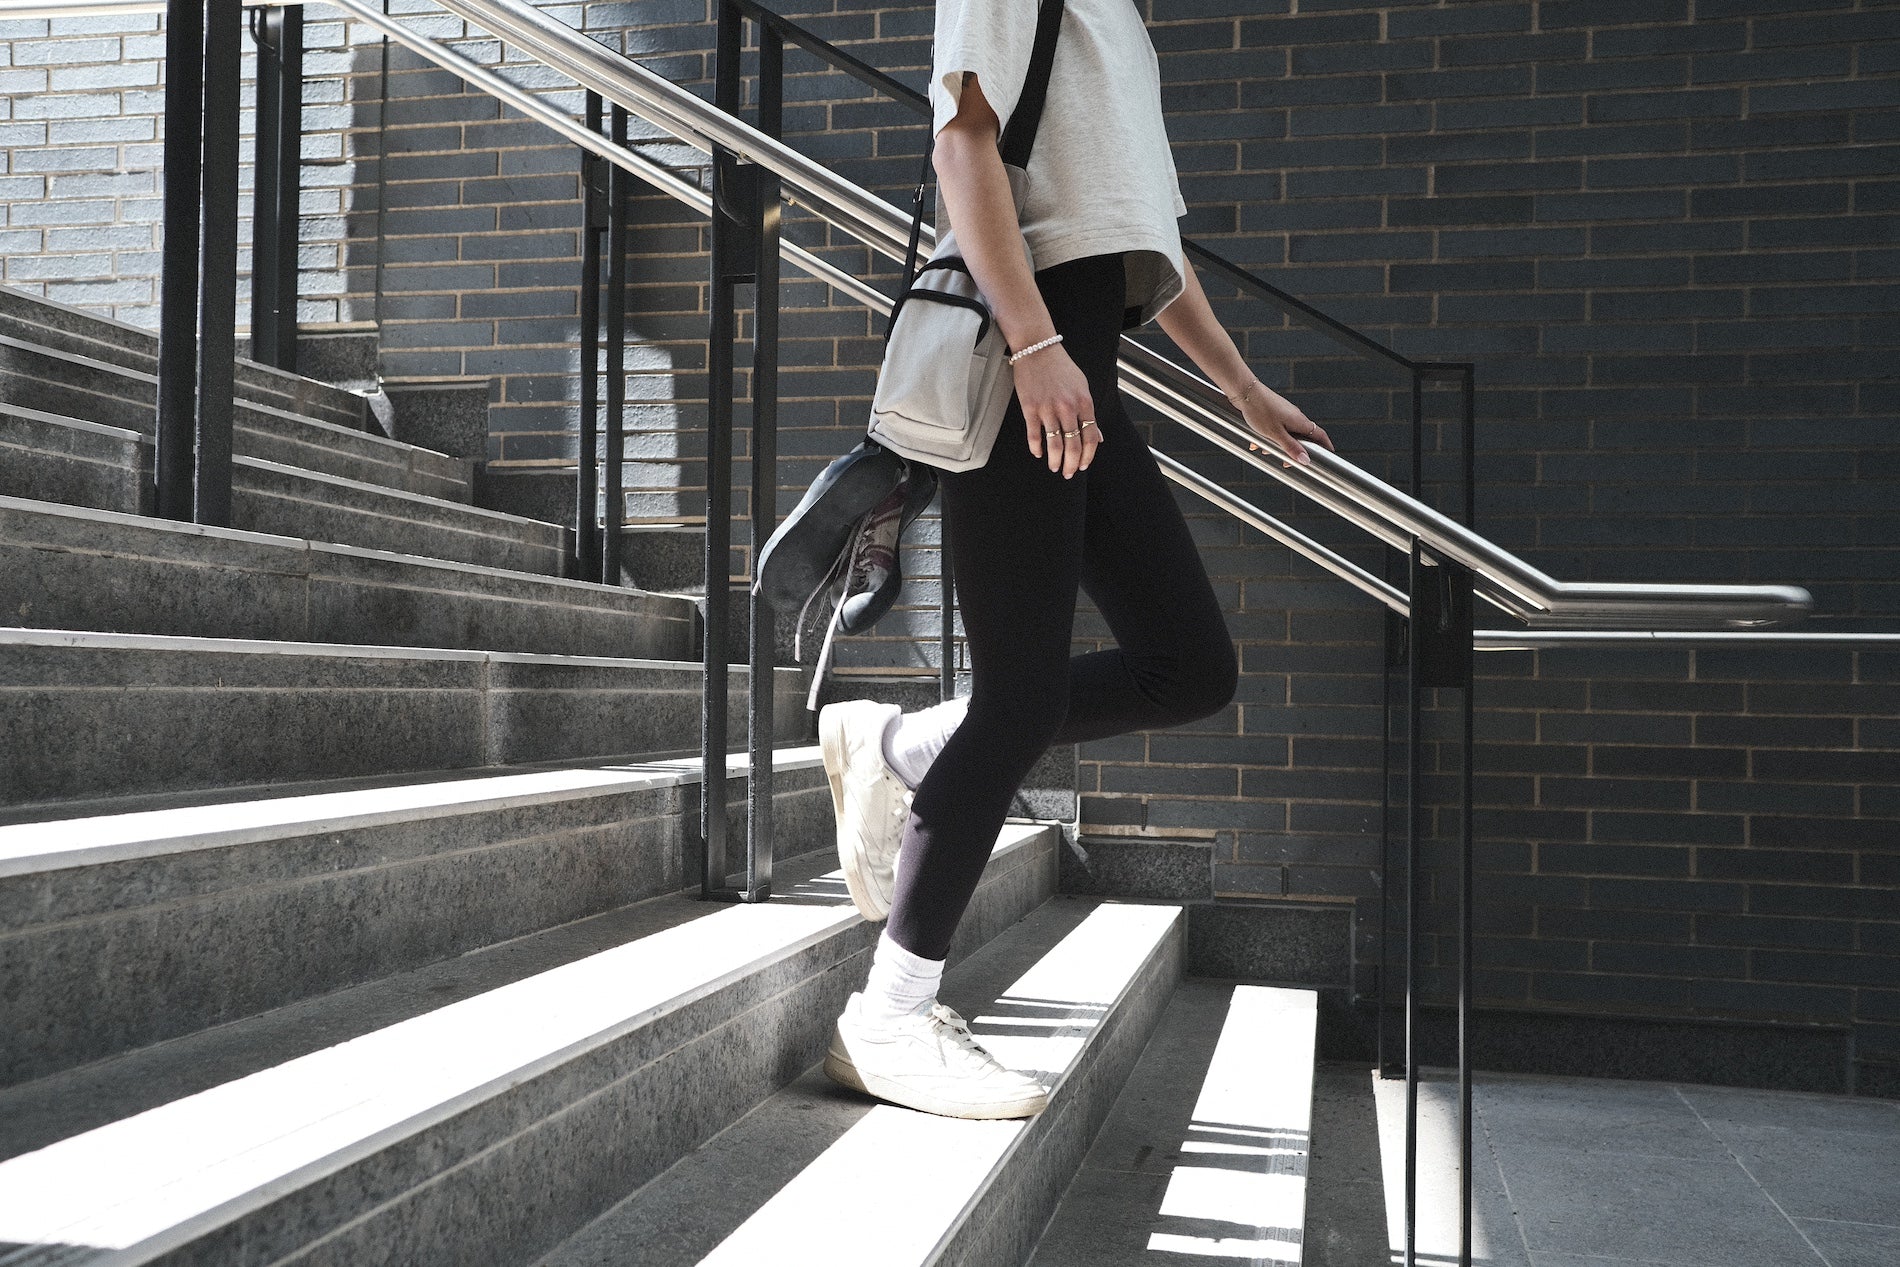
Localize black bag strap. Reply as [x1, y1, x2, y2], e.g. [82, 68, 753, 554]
[886, 0, 1064, 341]
[999, 0, 1066, 170]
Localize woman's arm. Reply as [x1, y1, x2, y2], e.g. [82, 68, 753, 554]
[932, 73, 1097, 479]
[1156, 258, 1334, 468]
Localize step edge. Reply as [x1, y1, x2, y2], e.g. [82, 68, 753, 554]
[0, 335, 465, 470]
[0, 747, 827, 879]
[0, 400, 143, 445]
[236, 456, 555, 532]
[0, 625, 787, 675]
[0, 493, 661, 604]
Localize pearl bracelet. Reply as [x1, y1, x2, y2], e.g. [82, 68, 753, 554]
[1008, 333, 1064, 365]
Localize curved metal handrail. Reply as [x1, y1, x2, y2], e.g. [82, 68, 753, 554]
[276, 0, 1820, 634]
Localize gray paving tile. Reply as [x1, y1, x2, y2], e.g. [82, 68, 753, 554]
[1474, 1073, 1726, 1161]
[1529, 1254, 1742, 1267]
[1494, 1147, 1818, 1267]
[1676, 1084, 1900, 1137]
[1794, 1218, 1900, 1267]
[1719, 1123, 1900, 1226]
[1374, 1074, 1534, 1267]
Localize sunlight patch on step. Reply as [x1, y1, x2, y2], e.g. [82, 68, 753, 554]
[699, 902, 1182, 1267]
[1144, 986, 1315, 1265]
[0, 867, 855, 1255]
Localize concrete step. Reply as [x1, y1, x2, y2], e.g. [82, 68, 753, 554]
[0, 283, 368, 432]
[0, 494, 695, 660]
[0, 342, 473, 503]
[0, 749, 830, 1088]
[0, 824, 1060, 1265]
[0, 405, 565, 575]
[1029, 982, 1319, 1266]
[235, 454, 567, 576]
[544, 896, 1184, 1267]
[0, 627, 809, 809]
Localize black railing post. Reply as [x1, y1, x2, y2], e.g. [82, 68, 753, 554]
[701, 0, 743, 898]
[194, 0, 241, 527]
[1458, 363, 1478, 1267]
[742, 22, 783, 903]
[155, 0, 206, 521]
[576, 92, 605, 583]
[603, 105, 630, 587]
[250, 3, 302, 372]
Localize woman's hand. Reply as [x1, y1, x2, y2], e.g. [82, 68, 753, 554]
[1234, 378, 1333, 470]
[1015, 343, 1098, 478]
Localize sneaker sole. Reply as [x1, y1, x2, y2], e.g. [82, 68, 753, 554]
[820, 703, 893, 923]
[823, 1040, 1047, 1121]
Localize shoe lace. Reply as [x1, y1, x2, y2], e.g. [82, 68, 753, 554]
[925, 1004, 1006, 1072]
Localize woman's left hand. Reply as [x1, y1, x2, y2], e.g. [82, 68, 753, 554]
[1235, 380, 1334, 469]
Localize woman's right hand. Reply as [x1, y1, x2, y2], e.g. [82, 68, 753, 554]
[1014, 343, 1098, 479]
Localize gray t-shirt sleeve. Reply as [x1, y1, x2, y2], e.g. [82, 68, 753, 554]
[929, 0, 1040, 138]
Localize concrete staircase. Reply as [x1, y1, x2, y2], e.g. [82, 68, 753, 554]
[0, 285, 1320, 1265]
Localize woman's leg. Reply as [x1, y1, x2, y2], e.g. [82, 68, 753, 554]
[882, 253, 1238, 963]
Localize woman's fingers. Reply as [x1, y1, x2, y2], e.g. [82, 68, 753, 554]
[1079, 419, 1101, 472]
[1026, 410, 1046, 461]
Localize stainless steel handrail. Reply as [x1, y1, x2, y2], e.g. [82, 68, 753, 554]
[399, 0, 1817, 633]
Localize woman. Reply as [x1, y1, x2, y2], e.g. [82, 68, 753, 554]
[819, 0, 1334, 1120]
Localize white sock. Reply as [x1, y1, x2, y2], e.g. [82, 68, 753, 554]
[859, 930, 945, 1028]
[881, 694, 970, 790]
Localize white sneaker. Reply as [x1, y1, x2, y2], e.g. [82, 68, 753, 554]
[819, 699, 910, 921]
[824, 993, 1049, 1120]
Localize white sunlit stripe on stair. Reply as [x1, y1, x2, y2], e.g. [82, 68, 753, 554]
[697, 902, 1182, 1267]
[0, 873, 859, 1254]
[1145, 985, 1315, 1265]
[0, 748, 823, 875]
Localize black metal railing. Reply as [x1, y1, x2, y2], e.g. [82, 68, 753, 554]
[250, 2, 303, 373]
[154, 0, 307, 525]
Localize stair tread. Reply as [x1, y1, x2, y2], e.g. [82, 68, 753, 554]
[1028, 981, 1319, 1267]
[0, 284, 367, 431]
[0, 826, 1056, 1258]
[0, 745, 823, 875]
[543, 897, 1185, 1267]
[0, 491, 657, 603]
[0, 623, 735, 668]
[0, 346, 471, 498]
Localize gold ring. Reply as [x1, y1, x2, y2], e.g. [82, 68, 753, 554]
[1080, 420, 1099, 430]
[1062, 429, 1080, 438]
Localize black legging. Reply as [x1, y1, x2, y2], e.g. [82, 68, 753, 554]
[884, 251, 1240, 961]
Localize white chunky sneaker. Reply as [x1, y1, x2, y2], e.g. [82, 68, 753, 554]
[819, 699, 910, 921]
[824, 993, 1049, 1120]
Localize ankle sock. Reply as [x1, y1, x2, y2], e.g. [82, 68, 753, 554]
[859, 930, 945, 1028]
[881, 694, 970, 790]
